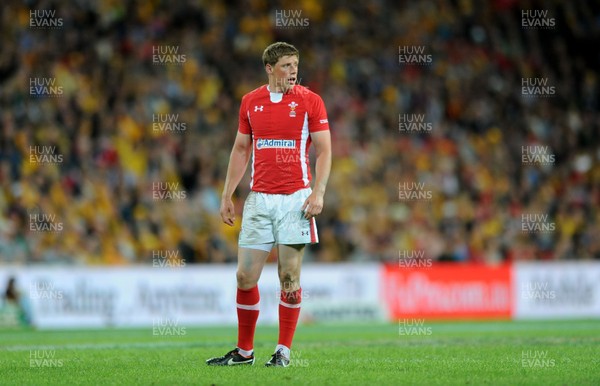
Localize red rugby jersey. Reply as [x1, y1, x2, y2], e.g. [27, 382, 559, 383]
[238, 85, 329, 194]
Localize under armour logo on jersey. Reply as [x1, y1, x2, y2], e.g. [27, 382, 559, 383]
[302, 231, 309, 236]
[254, 105, 264, 112]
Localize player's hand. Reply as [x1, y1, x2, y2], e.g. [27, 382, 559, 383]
[220, 197, 235, 226]
[301, 192, 324, 219]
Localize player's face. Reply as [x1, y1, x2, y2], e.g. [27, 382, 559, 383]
[267, 55, 298, 92]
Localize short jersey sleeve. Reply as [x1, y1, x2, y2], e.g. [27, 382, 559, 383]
[308, 93, 329, 133]
[238, 95, 252, 134]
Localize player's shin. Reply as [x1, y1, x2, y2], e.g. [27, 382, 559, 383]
[236, 286, 260, 356]
[277, 287, 302, 358]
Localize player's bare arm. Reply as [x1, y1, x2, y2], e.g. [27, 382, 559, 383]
[301, 130, 331, 219]
[220, 131, 252, 226]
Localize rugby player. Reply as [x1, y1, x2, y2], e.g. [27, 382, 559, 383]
[206, 42, 331, 367]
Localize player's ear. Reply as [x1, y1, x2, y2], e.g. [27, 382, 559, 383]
[265, 64, 273, 74]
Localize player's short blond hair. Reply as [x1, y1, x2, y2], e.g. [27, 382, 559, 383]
[262, 42, 299, 66]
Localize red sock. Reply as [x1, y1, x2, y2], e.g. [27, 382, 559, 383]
[236, 286, 260, 352]
[278, 288, 302, 349]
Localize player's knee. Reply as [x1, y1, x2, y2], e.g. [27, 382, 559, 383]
[236, 270, 257, 289]
[279, 271, 300, 291]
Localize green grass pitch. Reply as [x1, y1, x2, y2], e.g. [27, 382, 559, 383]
[0, 320, 598, 385]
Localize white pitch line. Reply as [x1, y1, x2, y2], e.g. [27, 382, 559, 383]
[1, 341, 199, 352]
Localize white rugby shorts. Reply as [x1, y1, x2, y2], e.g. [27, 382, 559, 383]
[239, 187, 318, 246]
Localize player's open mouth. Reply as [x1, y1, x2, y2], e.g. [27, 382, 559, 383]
[288, 78, 296, 84]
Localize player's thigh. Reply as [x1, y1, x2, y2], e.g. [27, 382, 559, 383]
[239, 191, 276, 246]
[277, 244, 305, 290]
[275, 188, 318, 245]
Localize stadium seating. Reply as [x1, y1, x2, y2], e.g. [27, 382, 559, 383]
[0, 0, 598, 264]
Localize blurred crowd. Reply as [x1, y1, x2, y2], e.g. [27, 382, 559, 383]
[0, 0, 599, 265]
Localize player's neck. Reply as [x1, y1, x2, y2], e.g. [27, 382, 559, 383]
[267, 84, 293, 94]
